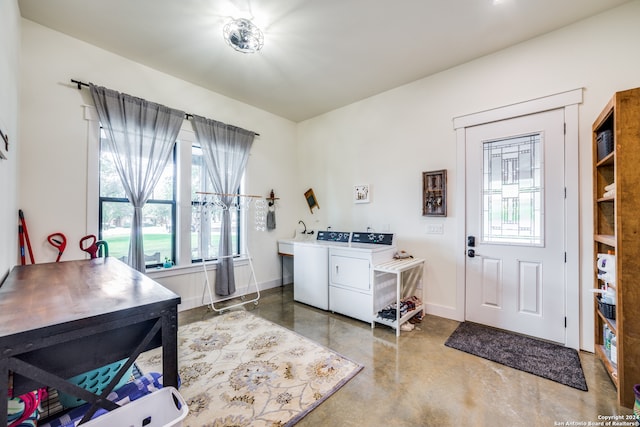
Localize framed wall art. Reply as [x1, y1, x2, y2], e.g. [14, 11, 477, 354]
[423, 170, 447, 216]
[354, 184, 370, 203]
[304, 188, 319, 213]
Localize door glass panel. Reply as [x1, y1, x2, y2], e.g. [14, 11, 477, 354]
[482, 133, 543, 246]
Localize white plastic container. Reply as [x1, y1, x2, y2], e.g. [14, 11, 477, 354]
[596, 253, 616, 284]
[82, 387, 188, 427]
[611, 334, 618, 367]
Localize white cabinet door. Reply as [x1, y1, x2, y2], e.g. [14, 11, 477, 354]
[330, 255, 370, 291]
[329, 286, 373, 323]
[293, 244, 329, 310]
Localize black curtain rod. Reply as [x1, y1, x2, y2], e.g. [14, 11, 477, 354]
[70, 79, 260, 136]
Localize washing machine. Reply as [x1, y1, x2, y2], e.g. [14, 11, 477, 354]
[292, 231, 350, 310]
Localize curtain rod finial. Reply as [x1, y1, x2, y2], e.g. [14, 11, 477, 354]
[71, 79, 88, 90]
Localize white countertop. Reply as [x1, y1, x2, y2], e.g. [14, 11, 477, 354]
[278, 237, 396, 254]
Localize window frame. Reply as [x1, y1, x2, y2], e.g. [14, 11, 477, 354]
[190, 143, 241, 263]
[98, 141, 177, 268]
[86, 108, 247, 275]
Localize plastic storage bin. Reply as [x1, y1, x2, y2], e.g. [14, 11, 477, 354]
[597, 129, 614, 160]
[597, 296, 616, 320]
[58, 359, 134, 408]
[82, 387, 188, 427]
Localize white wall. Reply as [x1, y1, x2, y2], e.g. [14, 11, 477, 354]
[19, 18, 299, 309]
[296, 1, 640, 351]
[17, 1, 640, 350]
[0, 1, 20, 281]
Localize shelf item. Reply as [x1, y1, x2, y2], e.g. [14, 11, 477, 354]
[596, 296, 616, 320]
[596, 129, 614, 161]
[373, 258, 425, 336]
[592, 87, 640, 409]
[375, 296, 423, 332]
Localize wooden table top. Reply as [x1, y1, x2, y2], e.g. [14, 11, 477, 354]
[0, 258, 180, 338]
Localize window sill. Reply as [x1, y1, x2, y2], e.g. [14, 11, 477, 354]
[146, 255, 250, 279]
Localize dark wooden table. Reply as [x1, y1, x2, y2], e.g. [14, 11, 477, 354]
[0, 258, 181, 424]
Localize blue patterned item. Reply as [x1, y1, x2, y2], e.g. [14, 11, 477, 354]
[40, 372, 165, 427]
[57, 359, 135, 408]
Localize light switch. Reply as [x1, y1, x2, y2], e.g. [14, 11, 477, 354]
[427, 224, 444, 234]
[426, 223, 444, 234]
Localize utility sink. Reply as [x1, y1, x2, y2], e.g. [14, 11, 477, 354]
[293, 231, 316, 241]
[278, 241, 294, 255]
[278, 232, 316, 256]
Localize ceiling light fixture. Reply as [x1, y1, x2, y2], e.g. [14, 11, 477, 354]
[223, 18, 264, 54]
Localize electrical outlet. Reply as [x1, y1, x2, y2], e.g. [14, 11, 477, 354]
[426, 223, 444, 234]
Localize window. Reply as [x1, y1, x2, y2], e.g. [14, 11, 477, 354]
[99, 135, 176, 267]
[190, 144, 240, 262]
[97, 130, 243, 269]
[481, 133, 542, 246]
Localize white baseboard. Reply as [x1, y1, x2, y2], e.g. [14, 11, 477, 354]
[177, 278, 284, 312]
[425, 302, 464, 322]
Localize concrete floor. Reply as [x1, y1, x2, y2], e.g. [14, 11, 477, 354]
[181, 285, 635, 427]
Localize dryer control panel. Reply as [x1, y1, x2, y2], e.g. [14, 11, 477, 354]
[317, 230, 351, 243]
[351, 232, 394, 245]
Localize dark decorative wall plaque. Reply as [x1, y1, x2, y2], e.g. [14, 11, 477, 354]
[423, 170, 447, 216]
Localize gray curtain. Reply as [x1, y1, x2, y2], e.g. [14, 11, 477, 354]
[89, 84, 185, 272]
[191, 115, 254, 296]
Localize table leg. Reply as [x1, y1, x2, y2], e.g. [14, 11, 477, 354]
[396, 274, 401, 337]
[1, 360, 7, 425]
[162, 308, 179, 388]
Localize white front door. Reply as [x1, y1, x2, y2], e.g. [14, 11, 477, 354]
[465, 109, 566, 344]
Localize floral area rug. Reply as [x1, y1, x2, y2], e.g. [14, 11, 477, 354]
[136, 310, 364, 427]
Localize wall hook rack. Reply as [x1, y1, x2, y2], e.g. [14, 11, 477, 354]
[266, 189, 279, 206]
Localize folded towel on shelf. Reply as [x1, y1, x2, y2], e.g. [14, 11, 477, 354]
[604, 183, 615, 192]
[603, 189, 616, 198]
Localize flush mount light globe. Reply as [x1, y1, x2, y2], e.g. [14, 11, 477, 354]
[223, 18, 264, 53]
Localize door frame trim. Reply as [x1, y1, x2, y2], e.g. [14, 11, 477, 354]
[453, 88, 582, 349]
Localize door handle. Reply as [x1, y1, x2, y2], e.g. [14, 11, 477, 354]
[467, 249, 484, 258]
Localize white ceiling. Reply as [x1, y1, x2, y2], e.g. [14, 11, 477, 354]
[18, 0, 631, 122]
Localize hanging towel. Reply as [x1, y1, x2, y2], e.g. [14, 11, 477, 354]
[267, 210, 276, 230]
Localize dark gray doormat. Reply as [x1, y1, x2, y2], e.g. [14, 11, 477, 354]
[444, 322, 588, 391]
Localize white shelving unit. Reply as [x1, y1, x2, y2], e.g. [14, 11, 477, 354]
[372, 258, 425, 336]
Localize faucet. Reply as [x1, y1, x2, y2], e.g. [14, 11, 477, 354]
[298, 220, 307, 234]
